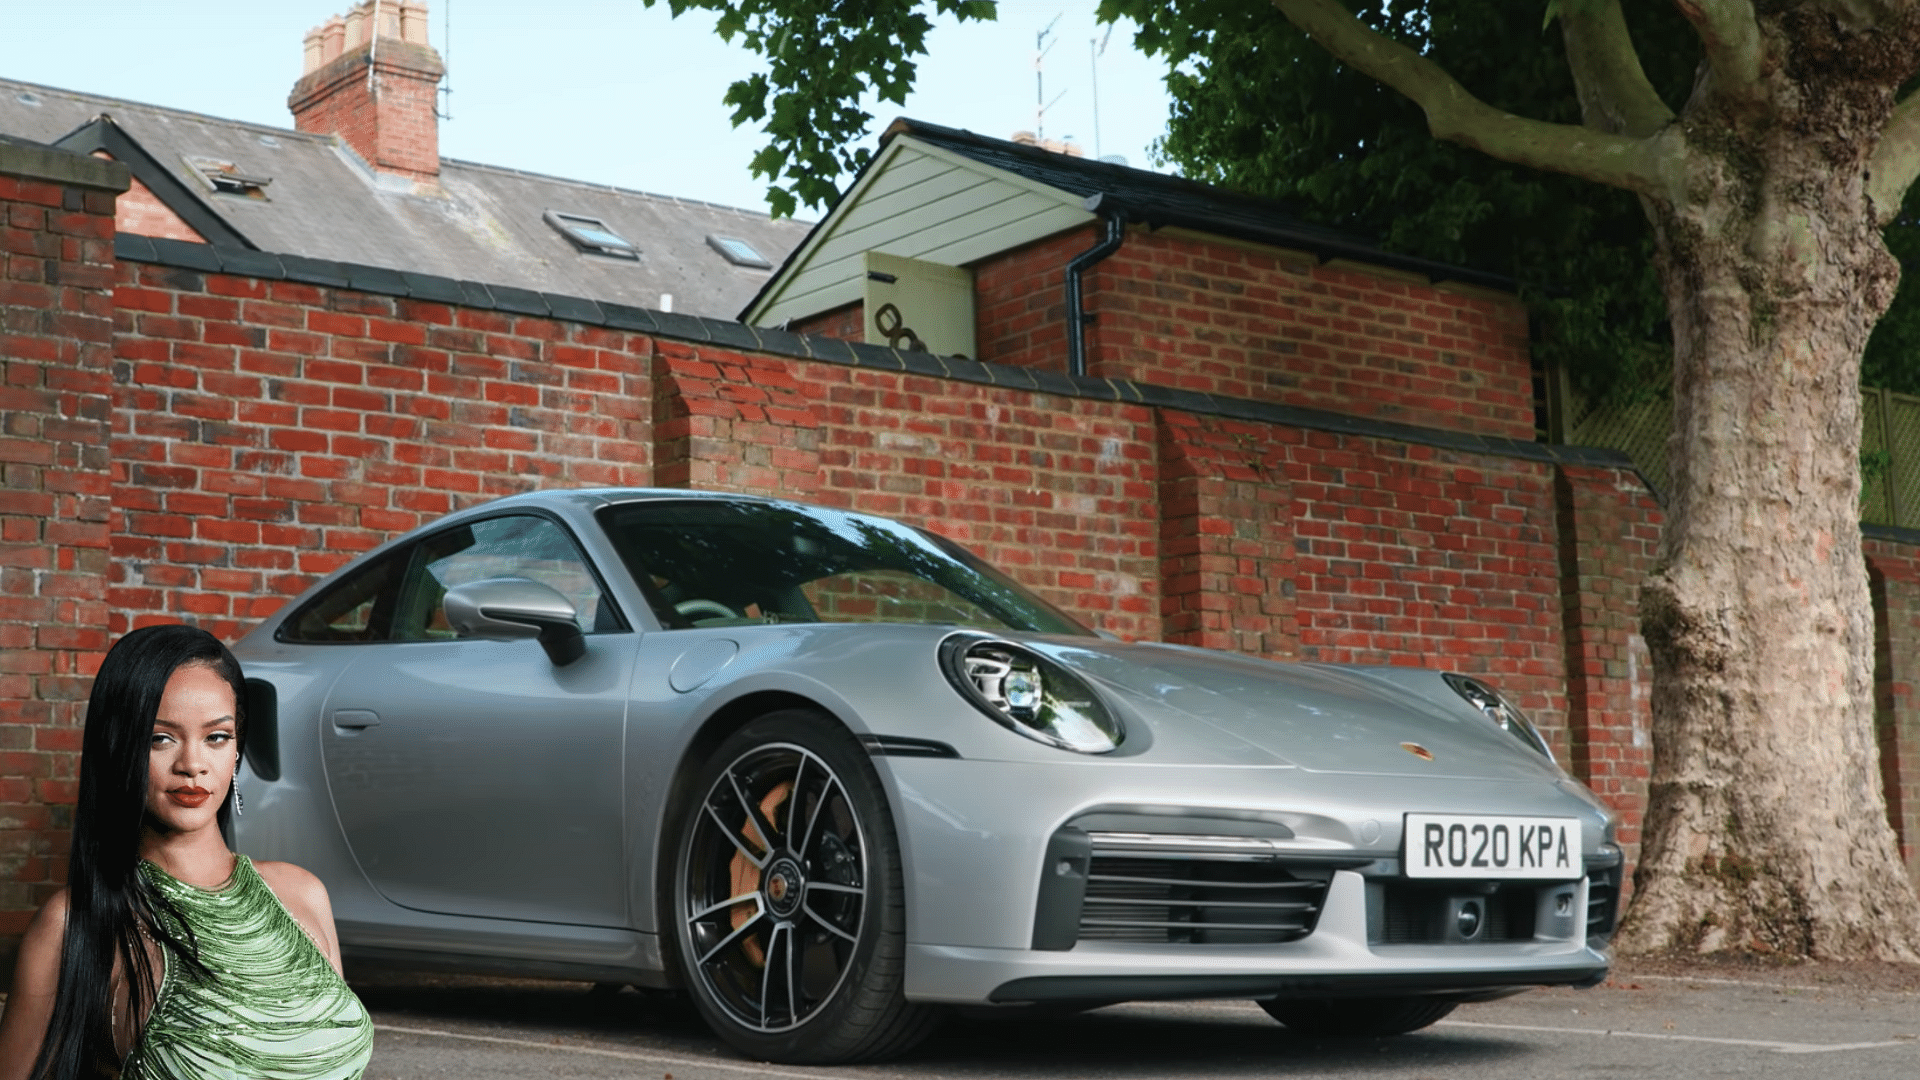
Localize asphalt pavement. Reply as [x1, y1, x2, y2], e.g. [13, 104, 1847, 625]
[351, 965, 1920, 1080]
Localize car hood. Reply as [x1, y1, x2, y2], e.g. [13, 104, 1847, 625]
[1031, 639, 1565, 781]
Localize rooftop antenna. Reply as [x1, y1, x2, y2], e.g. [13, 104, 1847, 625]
[438, 0, 454, 119]
[1091, 23, 1113, 160]
[1035, 14, 1066, 142]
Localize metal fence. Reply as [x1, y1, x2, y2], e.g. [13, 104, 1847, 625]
[1558, 376, 1920, 530]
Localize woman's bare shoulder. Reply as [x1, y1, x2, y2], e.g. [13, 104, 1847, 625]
[251, 860, 330, 910]
[0, 889, 71, 1076]
[249, 860, 343, 971]
[20, 888, 69, 952]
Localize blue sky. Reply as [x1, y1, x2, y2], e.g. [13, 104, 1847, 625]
[1, 0, 1178, 218]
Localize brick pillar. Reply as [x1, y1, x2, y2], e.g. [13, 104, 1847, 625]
[1865, 540, 1920, 887]
[1155, 409, 1301, 659]
[651, 343, 822, 498]
[1554, 463, 1661, 883]
[289, 1, 444, 181]
[0, 141, 127, 976]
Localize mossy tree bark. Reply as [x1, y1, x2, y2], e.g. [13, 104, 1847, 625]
[1268, 0, 1920, 957]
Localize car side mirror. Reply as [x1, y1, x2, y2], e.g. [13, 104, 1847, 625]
[443, 577, 587, 666]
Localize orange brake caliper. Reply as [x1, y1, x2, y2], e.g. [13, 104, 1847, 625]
[728, 781, 792, 968]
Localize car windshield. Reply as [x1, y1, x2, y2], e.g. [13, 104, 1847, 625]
[596, 499, 1093, 636]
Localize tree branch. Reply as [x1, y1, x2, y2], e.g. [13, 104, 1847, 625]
[1559, 0, 1675, 138]
[1869, 92, 1920, 226]
[1669, 0, 1765, 108]
[1268, 0, 1681, 199]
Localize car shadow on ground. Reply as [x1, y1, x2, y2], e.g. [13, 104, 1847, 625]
[350, 973, 1531, 1077]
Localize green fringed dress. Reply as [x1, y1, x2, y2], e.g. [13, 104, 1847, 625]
[122, 856, 373, 1080]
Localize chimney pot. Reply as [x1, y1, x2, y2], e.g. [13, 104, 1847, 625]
[342, 4, 367, 50]
[375, 0, 402, 41]
[321, 16, 346, 64]
[400, 1, 431, 45]
[302, 27, 324, 75]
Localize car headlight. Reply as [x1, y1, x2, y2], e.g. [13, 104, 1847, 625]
[1443, 674, 1553, 759]
[939, 636, 1124, 753]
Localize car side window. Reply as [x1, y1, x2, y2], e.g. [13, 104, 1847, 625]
[390, 514, 619, 642]
[279, 546, 407, 643]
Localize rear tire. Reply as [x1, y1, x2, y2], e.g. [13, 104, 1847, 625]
[670, 709, 940, 1062]
[1259, 996, 1457, 1037]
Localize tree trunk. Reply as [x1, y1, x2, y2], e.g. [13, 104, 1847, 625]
[1616, 12, 1920, 958]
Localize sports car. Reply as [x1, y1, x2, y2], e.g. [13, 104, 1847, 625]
[231, 488, 1620, 1063]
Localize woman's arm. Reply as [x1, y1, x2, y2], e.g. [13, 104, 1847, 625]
[253, 862, 345, 975]
[0, 891, 69, 1080]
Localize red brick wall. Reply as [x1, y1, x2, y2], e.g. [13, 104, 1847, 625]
[1556, 465, 1662, 879]
[0, 148, 126, 937]
[790, 302, 863, 343]
[973, 229, 1083, 371]
[289, 43, 443, 180]
[652, 347, 1162, 637]
[1155, 410, 1301, 660]
[1868, 539, 1920, 885]
[1156, 408, 1573, 744]
[110, 265, 651, 639]
[966, 224, 1537, 440]
[91, 164, 204, 244]
[95, 262, 1676, 810]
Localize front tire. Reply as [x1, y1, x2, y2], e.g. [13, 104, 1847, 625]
[1259, 996, 1457, 1037]
[671, 709, 939, 1062]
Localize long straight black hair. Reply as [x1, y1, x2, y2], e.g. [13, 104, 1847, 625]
[30, 624, 247, 1080]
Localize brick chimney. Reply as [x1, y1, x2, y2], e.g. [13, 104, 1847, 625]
[290, 1, 443, 182]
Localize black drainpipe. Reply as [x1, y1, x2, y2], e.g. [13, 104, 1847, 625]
[1065, 194, 1126, 378]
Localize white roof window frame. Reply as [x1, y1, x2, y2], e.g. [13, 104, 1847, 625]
[707, 233, 773, 269]
[184, 155, 273, 200]
[543, 209, 640, 260]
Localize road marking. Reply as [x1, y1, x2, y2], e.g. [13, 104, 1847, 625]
[1623, 971, 1920, 996]
[1440, 1019, 1913, 1055]
[374, 1023, 868, 1078]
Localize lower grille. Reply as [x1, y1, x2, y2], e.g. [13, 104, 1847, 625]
[1586, 863, 1621, 944]
[1376, 883, 1538, 944]
[1079, 856, 1333, 945]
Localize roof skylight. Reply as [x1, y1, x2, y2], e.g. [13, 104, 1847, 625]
[185, 156, 272, 199]
[707, 234, 771, 269]
[545, 210, 639, 260]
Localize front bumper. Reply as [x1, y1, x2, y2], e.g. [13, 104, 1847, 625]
[905, 870, 1608, 1003]
[879, 758, 1613, 1005]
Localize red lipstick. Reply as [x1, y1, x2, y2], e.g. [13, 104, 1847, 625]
[167, 786, 212, 808]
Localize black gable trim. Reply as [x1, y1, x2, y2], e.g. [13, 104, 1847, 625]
[214, 247, 289, 280]
[54, 116, 256, 250]
[884, 118, 1514, 293]
[115, 241, 1652, 486]
[145, 236, 222, 273]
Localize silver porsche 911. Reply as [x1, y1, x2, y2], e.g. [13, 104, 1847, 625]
[231, 488, 1620, 1063]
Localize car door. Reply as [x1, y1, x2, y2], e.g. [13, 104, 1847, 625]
[320, 512, 636, 928]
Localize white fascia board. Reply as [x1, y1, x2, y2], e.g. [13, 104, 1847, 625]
[744, 135, 1086, 327]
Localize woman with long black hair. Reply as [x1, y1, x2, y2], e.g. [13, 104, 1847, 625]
[0, 624, 371, 1079]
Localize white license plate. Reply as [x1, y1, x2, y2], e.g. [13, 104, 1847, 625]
[1403, 814, 1582, 879]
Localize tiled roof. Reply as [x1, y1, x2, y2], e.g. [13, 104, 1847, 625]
[0, 76, 810, 319]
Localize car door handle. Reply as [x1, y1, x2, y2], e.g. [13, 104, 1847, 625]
[332, 709, 381, 730]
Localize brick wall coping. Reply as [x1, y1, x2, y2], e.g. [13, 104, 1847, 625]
[1865, 523, 1920, 547]
[0, 136, 129, 192]
[115, 232, 1643, 477]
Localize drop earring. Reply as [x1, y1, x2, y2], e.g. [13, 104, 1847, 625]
[232, 770, 244, 817]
